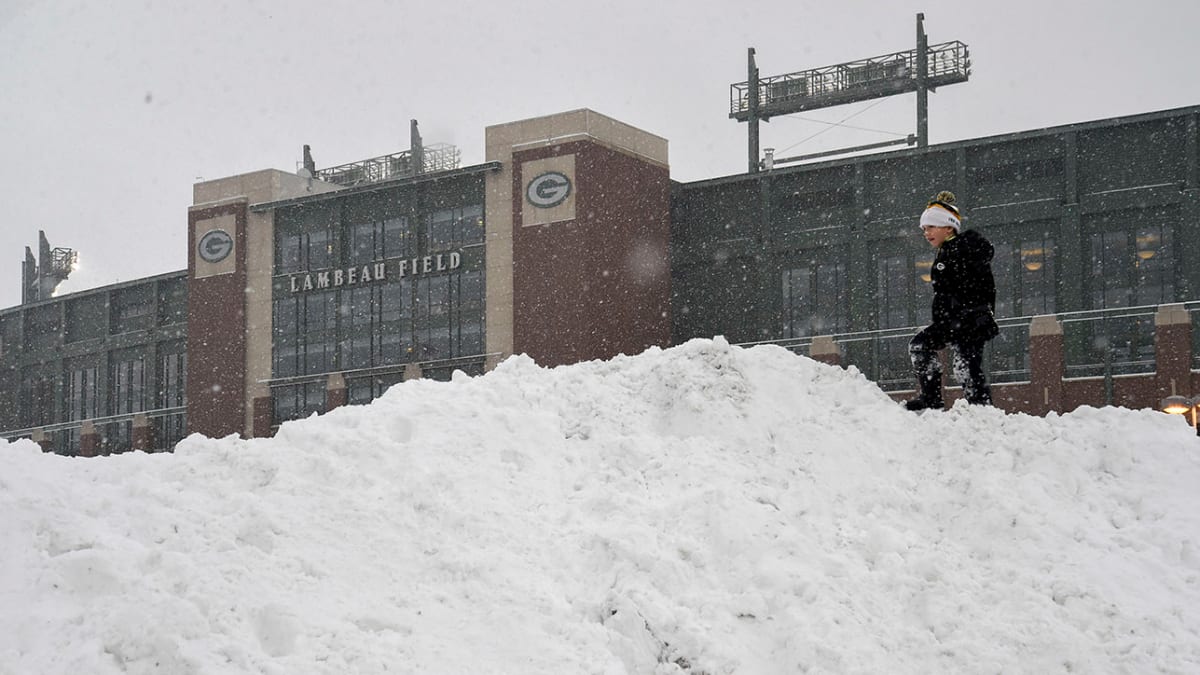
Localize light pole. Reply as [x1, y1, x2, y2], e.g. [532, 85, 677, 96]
[1160, 395, 1200, 436]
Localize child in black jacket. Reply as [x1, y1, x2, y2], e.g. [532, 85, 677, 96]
[905, 191, 999, 411]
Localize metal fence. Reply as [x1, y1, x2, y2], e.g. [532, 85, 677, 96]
[0, 407, 186, 456]
[738, 303, 1199, 393]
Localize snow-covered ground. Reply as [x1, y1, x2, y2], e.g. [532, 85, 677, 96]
[3, 337, 1199, 674]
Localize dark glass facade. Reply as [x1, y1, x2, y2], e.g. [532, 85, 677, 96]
[268, 173, 487, 425]
[0, 273, 188, 455]
[671, 106, 1200, 390]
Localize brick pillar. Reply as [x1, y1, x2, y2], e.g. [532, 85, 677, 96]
[1029, 315, 1065, 415]
[31, 428, 53, 453]
[809, 335, 841, 366]
[403, 362, 423, 381]
[79, 420, 99, 458]
[252, 396, 273, 438]
[1154, 304, 1193, 399]
[327, 372, 347, 411]
[131, 413, 153, 452]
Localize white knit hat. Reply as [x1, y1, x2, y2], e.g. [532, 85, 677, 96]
[920, 203, 961, 232]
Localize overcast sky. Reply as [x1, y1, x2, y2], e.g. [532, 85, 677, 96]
[3, 0, 1199, 309]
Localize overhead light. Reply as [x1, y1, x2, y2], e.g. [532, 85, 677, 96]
[1021, 247, 1045, 271]
[1160, 395, 1200, 437]
[1161, 395, 1193, 415]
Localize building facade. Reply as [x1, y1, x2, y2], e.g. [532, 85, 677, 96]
[184, 109, 670, 442]
[3, 106, 1199, 454]
[670, 105, 1200, 411]
[0, 272, 188, 454]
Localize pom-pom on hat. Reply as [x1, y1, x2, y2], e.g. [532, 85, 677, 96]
[920, 190, 961, 232]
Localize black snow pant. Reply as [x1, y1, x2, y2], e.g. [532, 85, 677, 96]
[909, 324, 992, 406]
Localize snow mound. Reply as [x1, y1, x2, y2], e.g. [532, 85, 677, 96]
[3, 337, 1199, 674]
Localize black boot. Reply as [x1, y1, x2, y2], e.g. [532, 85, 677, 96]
[904, 375, 944, 411]
[952, 341, 992, 406]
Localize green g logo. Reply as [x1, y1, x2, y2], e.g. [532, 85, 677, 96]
[526, 171, 571, 208]
[198, 229, 234, 263]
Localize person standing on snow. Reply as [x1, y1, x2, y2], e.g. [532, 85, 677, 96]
[904, 191, 999, 411]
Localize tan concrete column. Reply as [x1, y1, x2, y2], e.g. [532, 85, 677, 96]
[809, 336, 841, 366]
[131, 413, 153, 452]
[1154, 303, 1193, 398]
[403, 362, 423, 381]
[1029, 315, 1065, 414]
[327, 372, 348, 411]
[30, 428, 53, 453]
[79, 420, 99, 458]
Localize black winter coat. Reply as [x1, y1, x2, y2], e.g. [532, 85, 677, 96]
[929, 229, 999, 343]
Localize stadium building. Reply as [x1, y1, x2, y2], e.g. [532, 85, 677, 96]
[3, 104, 1199, 455]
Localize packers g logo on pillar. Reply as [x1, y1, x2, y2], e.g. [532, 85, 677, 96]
[526, 171, 572, 208]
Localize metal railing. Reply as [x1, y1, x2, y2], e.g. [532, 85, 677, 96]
[0, 406, 186, 440]
[316, 144, 462, 187]
[730, 41, 969, 117]
[737, 302, 1200, 393]
[1, 406, 187, 455]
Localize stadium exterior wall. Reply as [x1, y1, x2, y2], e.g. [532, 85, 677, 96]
[3, 106, 1200, 454]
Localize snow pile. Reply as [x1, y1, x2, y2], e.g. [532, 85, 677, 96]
[2, 337, 1199, 674]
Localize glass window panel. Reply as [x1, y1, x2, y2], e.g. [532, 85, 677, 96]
[308, 229, 332, 270]
[1064, 316, 1156, 378]
[274, 343, 298, 378]
[157, 352, 187, 408]
[1134, 225, 1173, 305]
[459, 270, 483, 308]
[65, 366, 98, 421]
[1019, 237, 1056, 316]
[381, 281, 405, 324]
[460, 204, 484, 245]
[458, 318, 483, 356]
[305, 291, 335, 333]
[428, 276, 450, 318]
[348, 380, 374, 405]
[874, 334, 914, 390]
[383, 216, 411, 259]
[278, 232, 302, 273]
[877, 255, 910, 329]
[782, 266, 811, 338]
[379, 331, 402, 365]
[988, 324, 1031, 384]
[303, 382, 327, 416]
[812, 262, 848, 335]
[1091, 231, 1131, 309]
[272, 385, 298, 425]
[110, 357, 145, 415]
[351, 286, 375, 328]
[428, 209, 455, 250]
[305, 340, 333, 375]
[274, 296, 299, 339]
[155, 413, 187, 453]
[343, 335, 371, 369]
[992, 243, 1015, 318]
[350, 221, 381, 264]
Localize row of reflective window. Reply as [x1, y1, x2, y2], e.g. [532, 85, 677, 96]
[276, 205, 483, 275]
[21, 351, 186, 430]
[782, 223, 1178, 387]
[272, 271, 485, 379]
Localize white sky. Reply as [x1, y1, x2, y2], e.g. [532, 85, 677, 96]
[4, 339, 1199, 672]
[2, 0, 1200, 309]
